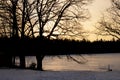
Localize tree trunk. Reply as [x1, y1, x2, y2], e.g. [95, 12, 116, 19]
[12, 0, 19, 38]
[19, 56, 25, 68]
[6, 56, 13, 67]
[36, 55, 45, 71]
[12, 56, 16, 67]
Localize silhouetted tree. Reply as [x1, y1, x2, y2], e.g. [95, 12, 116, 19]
[34, 0, 92, 70]
[96, 0, 120, 40]
[0, 0, 31, 67]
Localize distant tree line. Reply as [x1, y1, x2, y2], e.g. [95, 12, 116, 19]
[0, 37, 120, 69]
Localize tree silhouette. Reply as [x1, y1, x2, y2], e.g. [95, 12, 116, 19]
[34, 0, 91, 70]
[96, 0, 120, 40]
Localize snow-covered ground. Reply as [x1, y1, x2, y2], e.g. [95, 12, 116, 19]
[0, 69, 120, 80]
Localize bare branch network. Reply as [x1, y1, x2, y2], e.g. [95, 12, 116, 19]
[0, 0, 91, 39]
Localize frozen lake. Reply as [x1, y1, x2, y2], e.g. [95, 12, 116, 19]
[19, 53, 120, 71]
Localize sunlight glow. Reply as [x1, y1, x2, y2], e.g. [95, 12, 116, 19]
[83, 0, 112, 41]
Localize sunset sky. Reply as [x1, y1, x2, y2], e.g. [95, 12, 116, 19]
[83, 0, 112, 41]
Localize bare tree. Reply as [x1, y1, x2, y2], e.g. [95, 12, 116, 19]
[34, 0, 91, 70]
[0, 0, 25, 68]
[0, 0, 36, 68]
[96, 0, 120, 40]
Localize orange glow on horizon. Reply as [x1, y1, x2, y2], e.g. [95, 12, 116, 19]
[82, 0, 112, 41]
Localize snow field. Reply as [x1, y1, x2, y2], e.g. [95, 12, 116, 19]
[0, 69, 120, 80]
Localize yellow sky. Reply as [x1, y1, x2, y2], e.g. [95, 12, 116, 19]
[83, 0, 112, 41]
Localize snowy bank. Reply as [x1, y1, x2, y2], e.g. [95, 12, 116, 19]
[0, 69, 120, 80]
